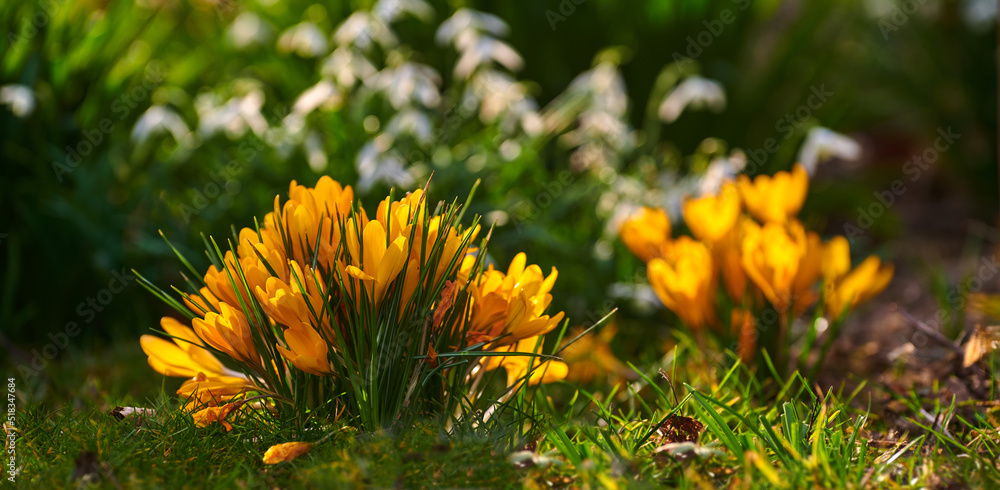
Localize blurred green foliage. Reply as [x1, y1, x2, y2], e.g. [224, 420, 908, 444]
[0, 0, 994, 356]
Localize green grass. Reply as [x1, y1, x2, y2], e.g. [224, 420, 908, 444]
[11, 337, 1000, 488]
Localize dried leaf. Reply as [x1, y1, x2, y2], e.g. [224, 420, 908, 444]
[654, 415, 704, 444]
[432, 280, 459, 329]
[964, 325, 1000, 367]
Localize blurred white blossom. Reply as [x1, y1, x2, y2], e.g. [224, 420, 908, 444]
[356, 141, 416, 192]
[131, 105, 190, 144]
[334, 12, 397, 51]
[374, 0, 434, 23]
[321, 47, 378, 88]
[385, 109, 433, 144]
[292, 80, 342, 117]
[963, 0, 996, 30]
[196, 89, 269, 139]
[566, 62, 628, 117]
[304, 130, 328, 172]
[373, 62, 440, 109]
[470, 71, 541, 135]
[228, 12, 273, 49]
[453, 35, 523, 79]
[698, 154, 746, 196]
[797, 127, 861, 175]
[0, 84, 34, 118]
[658, 76, 726, 123]
[436, 9, 508, 46]
[278, 22, 328, 57]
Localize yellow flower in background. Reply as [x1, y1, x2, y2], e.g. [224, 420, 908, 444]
[558, 324, 632, 385]
[824, 256, 894, 317]
[741, 220, 806, 310]
[731, 309, 757, 363]
[647, 237, 716, 328]
[737, 164, 808, 223]
[619, 207, 671, 262]
[277, 322, 332, 376]
[683, 182, 741, 243]
[262, 442, 315, 465]
[822, 236, 852, 281]
[467, 253, 565, 347]
[715, 216, 751, 302]
[192, 302, 260, 366]
[791, 231, 824, 313]
[482, 336, 568, 387]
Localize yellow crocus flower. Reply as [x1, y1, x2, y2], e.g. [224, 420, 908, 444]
[737, 164, 808, 223]
[824, 256, 894, 317]
[345, 219, 408, 305]
[277, 321, 332, 376]
[192, 302, 260, 366]
[140, 317, 228, 378]
[683, 182, 741, 243]
[741, 220, 806, 310]
[647, 237, 717, 328]
[620, 207, 671, 262]
[715, 216, 751, 302]
[481, 336, 568, 387]
[467, 253, 565, 347]
[791, 231, 824, 313]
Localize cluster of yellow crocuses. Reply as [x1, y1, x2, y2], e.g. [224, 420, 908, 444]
[621, 164, 893, 358]
[140, 177, 567, 429]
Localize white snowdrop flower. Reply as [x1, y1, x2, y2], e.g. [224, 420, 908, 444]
[797, 127, 861, 175]
[697, 155, 746, 196]
[0, 84, 34, 118]
[239, 90, 269, 135]
[228, 12, 273, 49]
[292, 80, 342, 116]
[385, 109, 433, 144]
[566, 62, 628, 117]
[436, 9, 508, 46]
[321, 47, 378, 88]
[471, 71, 539, 134]
[374, 0, 433, 23]
[453, 35, 523, 79]
[374, 62, 441, 109]
[304, 130, 328, 172]
[196, 90, 268, 139]
[587, 63, 629, 116]
[333, 12, 397, 51]
[131, 105, 190, 144]
[562, 110, 633, 153]
[356, 142, 416, 192]
[277, 22, 329, 57]
[963, 0, 997, 31]
[658, 76, 726, 123]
